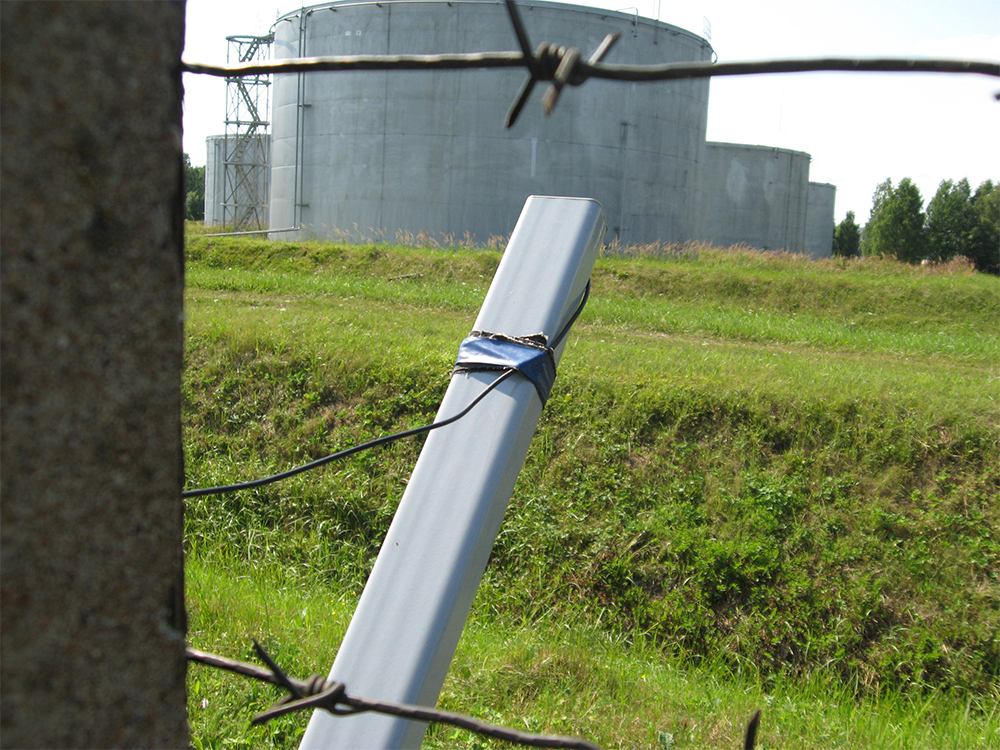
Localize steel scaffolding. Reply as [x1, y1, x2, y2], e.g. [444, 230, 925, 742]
[223, 34, 273, 231]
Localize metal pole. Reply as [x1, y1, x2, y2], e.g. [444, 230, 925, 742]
[299, 196, 606, 749]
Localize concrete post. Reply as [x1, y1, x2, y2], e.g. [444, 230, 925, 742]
[0, 2, 188, 747]
[300, 196, 606, 749]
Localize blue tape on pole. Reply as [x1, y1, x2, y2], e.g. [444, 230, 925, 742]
[454, 331, 557, 404]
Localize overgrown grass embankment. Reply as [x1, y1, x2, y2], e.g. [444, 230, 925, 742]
[183, 233, 999, 749]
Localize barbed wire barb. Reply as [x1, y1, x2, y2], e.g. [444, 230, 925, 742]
[505, 0, 537, 76]
[501, 0, 620, 125]
[502, 0, 542, 126]
[251, 639, 305, 701]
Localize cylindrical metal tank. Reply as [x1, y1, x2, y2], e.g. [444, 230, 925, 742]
[204, 135, 226, 226]
[269, 0, 713, 244]
[698, 142, 811, 253]
[805, 182, 836, 260]
[204, 134, 272, 227]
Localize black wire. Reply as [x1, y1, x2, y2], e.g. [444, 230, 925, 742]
[182, 279, 591, 498]
[551, 280, 590, 351]
[182, 369, 517, 497]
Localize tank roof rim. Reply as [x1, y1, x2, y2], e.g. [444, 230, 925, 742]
[705, 141, 814, 160]
[275, 0, 711, 49]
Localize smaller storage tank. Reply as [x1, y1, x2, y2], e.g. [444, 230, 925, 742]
[698, 142, 811, 253]
[805, 182, 836, 260]
[203, 134, 271, 228]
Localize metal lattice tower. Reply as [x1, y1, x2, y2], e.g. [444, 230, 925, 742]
[223, 34, 273, 231]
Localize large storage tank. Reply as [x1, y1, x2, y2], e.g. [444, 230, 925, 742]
[804, 182, 836, 260]
[269, 0, 713, 244]
[698, 142, 811, 253]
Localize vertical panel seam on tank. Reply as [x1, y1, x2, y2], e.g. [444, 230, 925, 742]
[793, 157, 801, 250]
[693, 37, 712, 243]
[443, 0, 453, 235]
[447, 2, 458, 237]
[789, 151, 801, 252]
[294, 10, 309, 230]
[793, 155, 801, 251]
[263, 67, 271, 228]
[377, 3, 391, 234]
[786, 151, 793, 251]
[798, 157, 808, 252]
[792, 155, 800, 252]
[781, 151, 789, 252]
[617, 23, 637, 243]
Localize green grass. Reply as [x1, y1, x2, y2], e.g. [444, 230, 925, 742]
[187, 558, 1000, 750]
[182, 233, 999, 748]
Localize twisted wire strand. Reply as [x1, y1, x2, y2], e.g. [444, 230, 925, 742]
[181, 54, 1000, 82]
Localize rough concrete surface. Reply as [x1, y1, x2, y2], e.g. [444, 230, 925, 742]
[1, 2, 189, 746]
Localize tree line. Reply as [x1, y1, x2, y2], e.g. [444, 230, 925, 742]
[184, 153, 205, 222]
[833, 178, 999, 274]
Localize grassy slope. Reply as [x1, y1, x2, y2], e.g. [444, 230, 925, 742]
[182, 235, 999, 748]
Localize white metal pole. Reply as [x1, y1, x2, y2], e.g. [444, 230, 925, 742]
[299, 196, 606, 749]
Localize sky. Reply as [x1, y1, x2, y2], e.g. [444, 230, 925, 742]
[182, 0, 999, 223]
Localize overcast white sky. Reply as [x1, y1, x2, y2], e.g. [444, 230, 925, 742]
[182, 0, 999, 224]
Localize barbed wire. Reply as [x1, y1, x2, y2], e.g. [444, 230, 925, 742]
[188, 642, 604, 749]
[180, 0, 1000, 126]
[187, 641, 762, 749]
[179, 53, 1000, 80]
[178, 49, 1000, 83]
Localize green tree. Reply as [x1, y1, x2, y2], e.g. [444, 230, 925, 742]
[832, 210, 861, 258]
[184, 152, 206, 222]
[969, 180, 999, 274]
[925, 178, 977, 262]
[861, 178, 926, 262]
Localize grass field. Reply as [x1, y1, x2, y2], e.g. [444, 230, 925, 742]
[182, 231, 999, 749]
